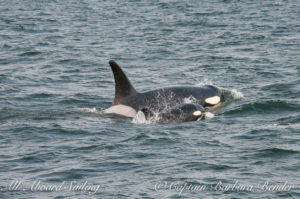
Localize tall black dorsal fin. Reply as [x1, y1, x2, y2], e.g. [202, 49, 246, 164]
[109, 60, 138, 105]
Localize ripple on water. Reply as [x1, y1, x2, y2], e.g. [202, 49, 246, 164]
[140, 134, 182, 147]
[275, 115, 300, 126]
[247, 148, 299, 160]
[18, 51, 42, 57]
[224, 100, 298, 116]
[178, 161, 237, 171]
[27, 92, 60, 98]
[121, 133, 151, 142]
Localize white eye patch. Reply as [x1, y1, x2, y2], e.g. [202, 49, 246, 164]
[205, 96, 220, 105]
[193, 111, 202, 116]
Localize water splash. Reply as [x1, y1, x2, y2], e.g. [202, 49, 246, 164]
[228, 89, 244, 99]
[132, 111, 146, 124]
[204, 112, 215, 119]
[132, 110, 161, 124]
[76, 107, 99, 113]
[220, 87, 244, 102]
[183, 96, 198, 103]
[195, 79, 243, 101]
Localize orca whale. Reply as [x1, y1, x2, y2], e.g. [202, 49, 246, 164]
[103, 60, 222, 123]
[140, 103, 205, 124]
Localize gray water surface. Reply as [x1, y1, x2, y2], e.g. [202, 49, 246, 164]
[1, 0, 300, 198]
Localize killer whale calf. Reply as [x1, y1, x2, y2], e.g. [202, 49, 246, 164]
[140, 103, 205, 124]
[103, 60, 222, 123]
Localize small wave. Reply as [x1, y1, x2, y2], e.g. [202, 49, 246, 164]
[74, 145, 102, 152]
[58, 98, 90, 105]
[225, 100, 296, 115]
[274, 114, 300, 125]
[121, 133, 150, 142]
[229, 89, 244, 99]
[0, 107, 25, 120]
[221, 88, 244, 101]
[179, 161, 236, 171]
[18, 51, 42, 57]
[0, 74, 7, 83]
[204, 112, 215, 119]
[76, 107, 99, 113]
[255, 148, 299, 158]
[27, 92, 57, 98]
[142, 137, 178, 146]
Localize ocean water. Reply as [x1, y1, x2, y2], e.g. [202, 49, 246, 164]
[0, 0, 299, 198]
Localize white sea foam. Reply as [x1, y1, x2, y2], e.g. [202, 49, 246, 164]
[132, 110, 162, 124]
[76, 107, 99, 113]
[229, 89, 244, 99]
[219, 87, 244, 100]
[194, 79, 244, 100]
[183, 96, 197, 103]
[132, 111, 146, 124]
[204, 112, 215, 119]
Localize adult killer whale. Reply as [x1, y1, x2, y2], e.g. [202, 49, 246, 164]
[103, 60, 222, 123]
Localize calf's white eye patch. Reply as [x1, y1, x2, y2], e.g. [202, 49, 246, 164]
[193, 111, 201, 116]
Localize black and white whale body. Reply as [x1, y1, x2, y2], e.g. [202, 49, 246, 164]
[141, 103, 205, 124]
[103, 60, 222, 123]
